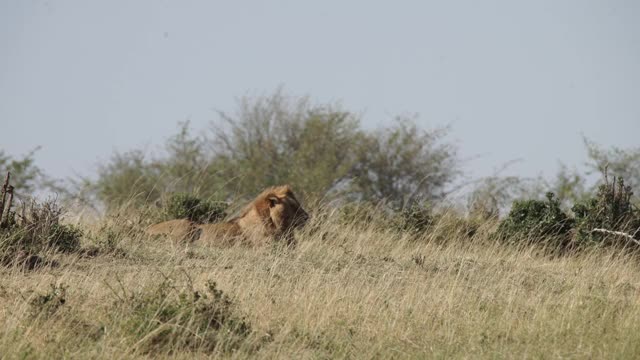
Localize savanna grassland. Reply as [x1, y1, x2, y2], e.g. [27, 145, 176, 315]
[1, 206, 640, 359]
[2, 91, 640, 359]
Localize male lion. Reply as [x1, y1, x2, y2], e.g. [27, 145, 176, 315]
[145, 185, 309, 246]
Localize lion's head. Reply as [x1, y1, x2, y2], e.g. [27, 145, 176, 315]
[233, 185, 309, 242]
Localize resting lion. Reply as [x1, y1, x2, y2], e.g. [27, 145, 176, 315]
[145, 185, 309, 246]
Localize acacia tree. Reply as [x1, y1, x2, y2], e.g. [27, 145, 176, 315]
[209, 90, 362, 201]
[351, 117, 460, 208]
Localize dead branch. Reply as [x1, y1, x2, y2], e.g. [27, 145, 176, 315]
[2, 185, 14, 227]
[591, 228, 640, 246]
[0, 172, 10, 226]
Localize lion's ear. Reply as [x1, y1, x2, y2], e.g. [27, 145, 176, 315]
[268, 196, 279, 208]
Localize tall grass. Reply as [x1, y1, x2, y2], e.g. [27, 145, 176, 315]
[1, 207, 639, 359]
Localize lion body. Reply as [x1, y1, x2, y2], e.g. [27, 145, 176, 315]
[145, 185, 309, 246]
[145, 219, 200, 242]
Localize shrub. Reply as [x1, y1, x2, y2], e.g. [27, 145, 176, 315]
[48, 223, 83, 253]
[77, 90, 461, 209]
[495, 192, 574, 246]
[0, 199, 83, 266]
[572, 176, 640, 246]
[115, 279, 251, 355]
[351, 117, 460, 207]
[390, 203, 433, 235]
[211, 89, 362, 200]
[162, 193, 227, 223]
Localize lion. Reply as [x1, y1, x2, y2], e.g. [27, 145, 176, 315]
[145, 219, 202, 242]
[145, 185, 309, 246]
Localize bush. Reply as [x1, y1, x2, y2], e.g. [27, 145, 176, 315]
[75, 90, 461, 209]
[390, 203, 433, 235]
[572, 176, 640, 246]
[0, 199, 83, 266]
[351, 117, 460, 207]
[162, 193, 227, 223]
[115, 279, 251, 355]
[48, 223, 83, 253]
[495, 192, 574, 246]
[211, 90, 363, 200]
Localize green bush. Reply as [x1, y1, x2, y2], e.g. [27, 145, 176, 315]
[49, 223, 83, 253]
[572, 176, 640, 246]
[116, 279, 251, 355]
[163, 193, 227, 223]
[495, 192, 574, 246]
[74, 90, 461, 209]
[391, 204, 433, 235]
[0, 199, 83, 266]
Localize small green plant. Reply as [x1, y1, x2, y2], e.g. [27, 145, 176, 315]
[572, 176, 640, 246]
[163, 193, 227, 223]
[115, 279, 251, 355]
[495, 192, 574, 246]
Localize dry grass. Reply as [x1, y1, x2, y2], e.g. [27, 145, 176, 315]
[1, 209, 640, 359]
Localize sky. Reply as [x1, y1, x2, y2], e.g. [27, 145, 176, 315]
[1, 0, 639, 187]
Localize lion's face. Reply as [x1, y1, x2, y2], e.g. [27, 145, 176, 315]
[251, 185, 309, 237]
[267, 189, 309, 233]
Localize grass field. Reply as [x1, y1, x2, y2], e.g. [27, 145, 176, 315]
[1, 208, 640, 359]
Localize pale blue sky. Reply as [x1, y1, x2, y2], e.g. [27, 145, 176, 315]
[1, 0, 639, 185]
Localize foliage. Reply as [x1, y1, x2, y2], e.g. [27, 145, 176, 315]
[74, 89, 460, 209]
[73, 122, 229, 211]
[0, 149, 60, 196]
[159, 121, 228, 196]
[351, 117, 460, 207]
[572, 176, 640, 245]
[48, 223, 83, 253]
[545, 163, 588, 209]
[0, 198, 83, 266]
[390, 203, 434, 235]
[584, 137, 640, 192]
[495, 192, 574, 246]
[91, 150, 162, 210]
[466, 160, 589, 217]
[115, 279, 251, 355]
[467, 175, 541, 218]
[211, 89, 362, 200]
[162, 193, 227, 223]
